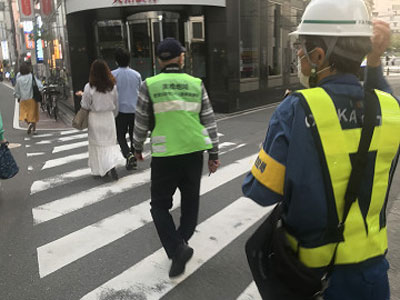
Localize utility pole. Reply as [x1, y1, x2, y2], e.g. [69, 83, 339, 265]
[7, 0, 19, 71]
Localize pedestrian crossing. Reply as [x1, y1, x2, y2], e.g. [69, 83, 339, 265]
[26, 128, 268, 300]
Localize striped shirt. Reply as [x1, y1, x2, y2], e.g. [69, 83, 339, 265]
[133, 67, 219, 160]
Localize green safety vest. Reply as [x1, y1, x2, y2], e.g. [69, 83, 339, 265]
[147, 73, 212, 157]
[285, 87, 400, 268]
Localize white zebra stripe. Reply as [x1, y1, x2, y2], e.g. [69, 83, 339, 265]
[30, 168, 92, 195]
[80, 198, 272, 300]
[60, 129, 87, 135]
[52, 141, 88, 153]
[32, 168, 151, 225]
[236, 282, 261, 300]
[27, 152, 46, 157]
[36, 154, 257, 277]
[41, 153, 90, 170]
[58, 133, 88, 142]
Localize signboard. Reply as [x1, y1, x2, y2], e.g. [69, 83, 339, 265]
[36, 39, 44, 63]
[25, 33, 35, 49]
[23, 21, 35, 50]
[66, 0, 226, 14]
[40, 0, 54, 18]
[18, 0, 34, 20]
[36, 16, 44, 63]
[1, 41, 9, 60]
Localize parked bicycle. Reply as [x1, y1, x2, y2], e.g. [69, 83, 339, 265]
[42, 79, 61, 121]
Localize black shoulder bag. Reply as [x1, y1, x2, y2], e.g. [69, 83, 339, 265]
[245, 90, 379, 300]
[32, 74, 42, 103]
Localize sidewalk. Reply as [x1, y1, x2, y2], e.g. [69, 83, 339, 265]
[2, 80, 73, 131]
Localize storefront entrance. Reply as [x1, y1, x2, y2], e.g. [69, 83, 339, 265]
[127, 11, 179, 79]
[94, 11, 207, 81]
[94, 11, 180, 79]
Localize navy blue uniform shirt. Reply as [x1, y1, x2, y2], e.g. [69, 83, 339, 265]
[243, 66, 399, 248]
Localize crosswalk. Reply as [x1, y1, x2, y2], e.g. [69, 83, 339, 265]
[26, 128, 268, 300]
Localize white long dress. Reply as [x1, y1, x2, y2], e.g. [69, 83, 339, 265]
[81, 83, 123, 176]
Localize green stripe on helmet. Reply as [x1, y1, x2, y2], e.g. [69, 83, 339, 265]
[303, 20, 357, 24]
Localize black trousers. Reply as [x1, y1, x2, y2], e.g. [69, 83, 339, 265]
[115, 112, 135, 158]
[150, 151, 204, 258]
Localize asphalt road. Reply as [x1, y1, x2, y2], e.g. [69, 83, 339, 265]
[0, 75, 399, 300]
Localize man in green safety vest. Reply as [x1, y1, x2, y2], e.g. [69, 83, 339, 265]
[243, 0, 400, 299]
[133, 38, 220, 278]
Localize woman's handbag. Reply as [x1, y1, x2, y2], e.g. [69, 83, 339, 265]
[32, 74, 42, 103]
[72, 108, 89, 130]
[0, 142, 19, 179]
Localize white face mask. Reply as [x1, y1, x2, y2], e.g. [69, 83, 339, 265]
[298, 56, 332, 88]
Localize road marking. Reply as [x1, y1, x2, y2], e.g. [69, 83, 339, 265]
[36, 140, 52, 145]
[32, 168, 151, 225]
[58, 133, 88, 142]
[31, 168, 92, 195]
[52, 141, 88, 153]
[237, 282, 261, 300]
[220, 143, 246, 155]
[60, 129, 87, 135]
[32, 133, 55, 138]
[41, 152, 90, 170]
[36, 154, 257, 277]
[80, 197, 272, 300]
[27, 152, 45, 157]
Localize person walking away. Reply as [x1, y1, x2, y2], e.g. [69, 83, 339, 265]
[80, 60, 121, 180]
[14, 63, 43, 135]
[111, 48, 142, 170]
[133, 38, 220, 278]
[242, 0, 399, 299]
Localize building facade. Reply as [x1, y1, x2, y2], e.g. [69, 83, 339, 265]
[0, 0, 22, 74]
[373, 0, 400, 33]
[65, 0, 307, 113]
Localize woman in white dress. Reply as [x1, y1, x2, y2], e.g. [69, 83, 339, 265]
[80, 60, 122, 180]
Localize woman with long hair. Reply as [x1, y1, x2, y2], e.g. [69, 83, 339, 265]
[14, 62, 43, 134]
[80, 59, 122, 180]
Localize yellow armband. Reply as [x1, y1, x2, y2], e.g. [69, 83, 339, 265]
[251, 148, 285, 195]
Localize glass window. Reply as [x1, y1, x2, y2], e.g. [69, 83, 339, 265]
[192, 22, 203, 39]
[268, 2, 282, 76]
[240, 0, 260, 79]
[97, 25, 123, 43]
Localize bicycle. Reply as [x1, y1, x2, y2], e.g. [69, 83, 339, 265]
[42, 80, 60, 121]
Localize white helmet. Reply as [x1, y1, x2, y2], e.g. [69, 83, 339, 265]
[290, 0, 372, 37]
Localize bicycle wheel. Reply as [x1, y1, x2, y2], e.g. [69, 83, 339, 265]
[46, 101, 52, 118]
[40, 96, 46, 112]
[53, 104, 58, 121]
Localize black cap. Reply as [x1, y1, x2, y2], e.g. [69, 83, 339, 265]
[156, 38, 186, 61]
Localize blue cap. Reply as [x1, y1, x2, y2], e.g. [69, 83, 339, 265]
[156, 38, 186, 61]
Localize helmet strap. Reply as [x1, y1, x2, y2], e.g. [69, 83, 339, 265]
[309, 64, 318, 88]
[301, 37, 338, 88]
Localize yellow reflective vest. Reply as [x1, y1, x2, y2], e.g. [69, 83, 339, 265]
[286, 87, 400, 268]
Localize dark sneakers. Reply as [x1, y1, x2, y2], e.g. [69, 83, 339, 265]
[126, 153, 137, 170]
[109, 168, 119, 181]
[169, 243, 194, 278]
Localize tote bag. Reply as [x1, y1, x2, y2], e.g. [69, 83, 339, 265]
[0, 142, 19, 179]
